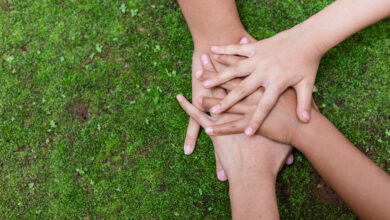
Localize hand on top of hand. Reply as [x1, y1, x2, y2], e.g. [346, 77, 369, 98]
[200, 28, 323, 136]
[190, 53, 320, 146]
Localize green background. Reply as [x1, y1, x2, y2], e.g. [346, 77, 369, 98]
[0, 0, 389, 219]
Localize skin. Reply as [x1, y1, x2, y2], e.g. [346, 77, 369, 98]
[179, 54, 292, 219]
[202, 0, 390, 136]
[181, 75, 390, 220]
[177, 0, 293, 182]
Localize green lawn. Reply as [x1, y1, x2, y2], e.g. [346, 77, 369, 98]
[0, 0, 389, 219]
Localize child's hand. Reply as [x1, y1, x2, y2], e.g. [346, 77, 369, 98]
[202, 29, 323, 136]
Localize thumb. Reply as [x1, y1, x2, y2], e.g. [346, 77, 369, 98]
[295, 82, 314, 123]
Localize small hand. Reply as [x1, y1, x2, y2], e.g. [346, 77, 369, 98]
[201, 29, 323, 136]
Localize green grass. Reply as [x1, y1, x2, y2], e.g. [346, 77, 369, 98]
[0, 0, 389, 218]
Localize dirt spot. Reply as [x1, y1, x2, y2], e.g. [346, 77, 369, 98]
[193, 195, 212, 217]
[68, 103, 90, 123]
[157, 180, 166, 192]
[336, 99, 345, 108]
[311, 172, 344, 205]
[20, 46, 28, 52]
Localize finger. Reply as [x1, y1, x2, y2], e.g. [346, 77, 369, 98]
[313, 85, 318, 93]
[176, 94, 212, 127]
[201, 54, 215, 71]
[209, 74, 262, 114]
[246, 86, 281, 136]
[215, 152, 227, 181]
[202, 59, 253, 88]
[184, 117, 200, 155]
[200, 97, 254, 114]
[213, 54, 245, 66]
[196, 69, 218, 81]
[285, 153, 294, 165]
[212, 37, 250, 66]
[295, 82, 314, 123]
[211, 43, 255, 57]
[205, 119, 246, 136]
[220, 78, 242, 91]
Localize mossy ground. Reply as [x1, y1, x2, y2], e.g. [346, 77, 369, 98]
[0, 0, 389, 219]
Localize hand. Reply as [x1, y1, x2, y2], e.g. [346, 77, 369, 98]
[201, 28, 323, 136]
[184, 36, 257, 181]
[177, 93, 292, 177]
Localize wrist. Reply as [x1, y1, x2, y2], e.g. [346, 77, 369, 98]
[291, 109, 324, 152]
[283, 23, 327, 61]
[193, 27, 250, 53]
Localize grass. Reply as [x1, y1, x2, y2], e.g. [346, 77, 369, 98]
[0, 0, 389, 218]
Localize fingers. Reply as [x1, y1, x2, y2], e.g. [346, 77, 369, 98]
[209, 74, 261, 114]
[212, 37, 250, 67]
[205, 119, 246, 136]
[295, 82, 314, 123]
[184, 117, 200, 155]
[285, 153, 294, 165]
[211, 43, 255, 57]
[246, 86, 281, 136]
[176, 94, 212, 128]
[202, 59, 253, 89]
[214, 152, 227, 181]
[200, 97, 255, 114]
[213, 54, 245, 66]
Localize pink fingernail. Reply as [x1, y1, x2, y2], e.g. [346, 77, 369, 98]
[213, 54, 220, 59]
[240, 37, 249, 44]
[205, 127, 213, 134]
[203, 80, 213, 88]
[184, 145, 192, 155]
[195, 70, 202, 79]
[286, 154, 294, 165]
[197, 96, 203, 105]
[201, 54, 208, 65]
[245, 127, 253, 136]
[302, 111, 310, 120]
[176, 95, 183, 102]
[218, 170, 227, 180]
[210, 105, 221, 113]
[211, 46, 219, 52]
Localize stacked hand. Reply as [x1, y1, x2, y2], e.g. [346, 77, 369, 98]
[178, 53, 293, 183]
[201, 29, 322, 135]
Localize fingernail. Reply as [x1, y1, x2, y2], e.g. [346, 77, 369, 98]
[245, 127, 253, 136]
[184, 145, 192, 155]
[201, 54, 208, 65]
[302, 111, 310, 120]
[205, 127, 213, 134]
[197, 96, 203, 105]
[213, 54, 220, 59]
[211, 46, 219, 52]
[176, 95, 183, 102]
[218, 170, 227, 180]
[203, 80, 213, 88]
[240, 37, 249, 44]
[210, 104, 221, 113]
[286, 154, 294, 165]
[195, 70, 202, 79]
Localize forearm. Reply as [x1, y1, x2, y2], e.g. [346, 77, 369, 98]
[229, 172, 279, 220]
[293, 111, 390, 219]
[293, 0, 390, 56]
[177, 0, 248, 50]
